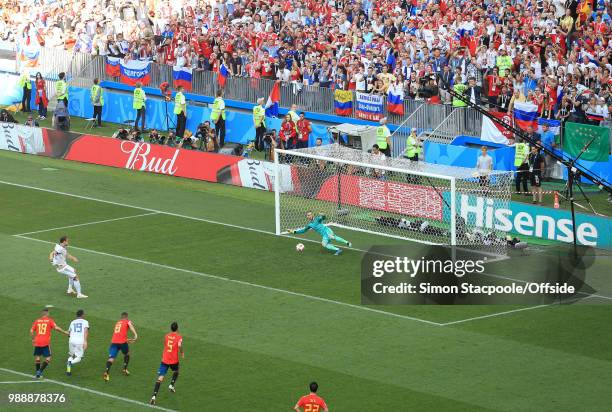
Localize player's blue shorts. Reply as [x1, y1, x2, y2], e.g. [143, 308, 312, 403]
[108, 343, 129, 358]
[158, 362, 179, 376]
[33, 346, 50, 357]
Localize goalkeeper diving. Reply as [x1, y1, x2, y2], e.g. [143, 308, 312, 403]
[289, 211, 351, 255]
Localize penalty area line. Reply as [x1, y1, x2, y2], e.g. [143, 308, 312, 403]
[14, 235, 444, 327]
[14, 212, 160, 236]
[0, 368, 177, 412]
[440, 295, 596, 326]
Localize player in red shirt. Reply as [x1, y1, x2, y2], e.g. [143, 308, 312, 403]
[30, 307, 69, 378]
[294, 382, 328, 412]
[103, 312, 138, 381]
[150, 322, 184, 406]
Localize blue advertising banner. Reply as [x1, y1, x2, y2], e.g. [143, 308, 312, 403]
[67, 87, 331, 146]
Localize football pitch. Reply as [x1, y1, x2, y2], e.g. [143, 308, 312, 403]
[0, 150, 611, 411]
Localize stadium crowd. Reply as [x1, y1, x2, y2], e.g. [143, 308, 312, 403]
[0, 0, 610, 122]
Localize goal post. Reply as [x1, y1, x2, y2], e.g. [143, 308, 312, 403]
[274, 144, 513, 255]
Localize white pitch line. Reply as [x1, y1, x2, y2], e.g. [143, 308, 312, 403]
[0, 368, 177, 412]
[0, 380, 43, 384]
[14, 235, 443, 327]
[440, 295, 597, 326]
[0, 180, 371, 254]
[14, 212, 160, 236]
[3, 179, 604, 326]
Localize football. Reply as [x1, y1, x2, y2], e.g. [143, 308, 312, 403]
[295, 243, 305, 252]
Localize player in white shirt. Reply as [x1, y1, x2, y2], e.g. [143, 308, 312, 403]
[66, 309, 89, 376]
[48, 236, 87, 298]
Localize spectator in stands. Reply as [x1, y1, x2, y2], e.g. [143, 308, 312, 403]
[34, 72, 48, 120]
[3, 0, 610, 148]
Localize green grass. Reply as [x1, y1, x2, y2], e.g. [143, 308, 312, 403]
[0, 150, 611, 411]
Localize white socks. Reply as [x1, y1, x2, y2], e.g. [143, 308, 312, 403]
[69, 355, 82, 364]
[73, 280, 82, 294]
[68, 278, 75, 291]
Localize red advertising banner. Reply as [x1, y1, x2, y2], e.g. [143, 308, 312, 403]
[63, 135, 283, 190]
[314, 174, 443, 221]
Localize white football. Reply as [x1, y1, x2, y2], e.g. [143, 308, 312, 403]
[296, 243, 305, 252]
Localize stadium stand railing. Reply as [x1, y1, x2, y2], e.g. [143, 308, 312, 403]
[76, 52, 480, 132]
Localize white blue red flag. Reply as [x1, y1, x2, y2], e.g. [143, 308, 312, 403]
[265, 81, 281, 117]
[513, 101, 539, 131]
[119, 60, 151, 86]
[173, 66, 193, 91]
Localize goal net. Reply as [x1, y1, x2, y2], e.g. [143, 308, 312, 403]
[274, 144, 513, 255]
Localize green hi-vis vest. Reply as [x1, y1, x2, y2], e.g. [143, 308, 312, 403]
[174, 92, 186, 115]
[55, 80, 67, 99]
[133, 88, 145, 109]
[19, 75, 31, 89]
[90, 85, 104, 106]
[405, 135, 420, 158]
[514, 143, 529, 167]
[210, 97, 226, 121]
[253, 105, 265, 127]
[376, 126, 389, 149]
[452, 84, 467, 107]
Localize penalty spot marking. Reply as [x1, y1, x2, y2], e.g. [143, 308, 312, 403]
[0, 368, 177, 411]
[2, 179, 573, 325]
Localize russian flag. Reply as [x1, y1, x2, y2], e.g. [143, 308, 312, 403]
[265, 81, 281, 117]
[105, 56, 121, 77]
[173, 66, 193, 91]
[513, 101, 538, 131]
[119, 60, 151, 86]
[218, 64, 229, 88]
[387, 84, 404, 115]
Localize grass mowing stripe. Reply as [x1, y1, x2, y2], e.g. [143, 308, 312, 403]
[14, 234, 444, 327]
[0, 368, 177, 412]
[0, 179, 373, 255]
[14, 212, 160, 236]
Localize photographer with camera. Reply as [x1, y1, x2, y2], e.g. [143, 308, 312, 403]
[416, 75, 439, 101]
[148, 129, 165, 145]
[113, 128, 129, 140]
[195, 121, 216, 151]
